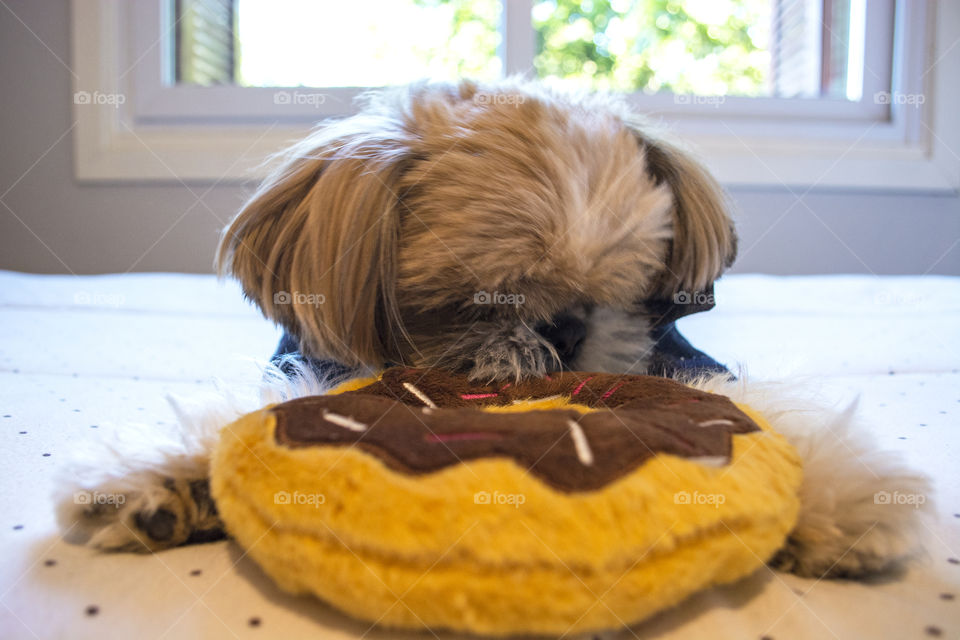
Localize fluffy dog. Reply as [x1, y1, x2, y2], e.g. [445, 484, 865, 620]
[217, 79, 735, 382]
[57, 80, 928, 585]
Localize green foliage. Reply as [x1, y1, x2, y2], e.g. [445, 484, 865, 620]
[413, 0, 503, 80]
[532, 0, 770, 95]
[420, 0, 771, 95]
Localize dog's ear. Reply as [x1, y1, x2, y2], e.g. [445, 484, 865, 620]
[629, 128, 737, 298]
[216, 119, 412, 368]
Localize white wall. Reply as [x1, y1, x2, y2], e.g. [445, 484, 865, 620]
[1, 0, 957, 276]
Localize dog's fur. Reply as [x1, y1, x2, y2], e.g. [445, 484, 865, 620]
[57, 80, 928, 585]
[215, 80, 735, 380]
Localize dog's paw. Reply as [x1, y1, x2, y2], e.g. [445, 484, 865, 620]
[770, 514, 922, 579]
[467, 323, 558, 382]
[770, 456, 930, 579]
[56, 476, 224, 552]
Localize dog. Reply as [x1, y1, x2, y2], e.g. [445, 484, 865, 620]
[218, 79, 736, 384]
[57, 80, 929, 583]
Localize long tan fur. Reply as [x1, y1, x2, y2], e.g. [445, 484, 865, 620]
[216, 113, 413, 367]
[628, 126, 738, 298]
[217, 80, 737, 376]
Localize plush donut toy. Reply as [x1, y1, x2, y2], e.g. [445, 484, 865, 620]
[211, 368, 802, 636]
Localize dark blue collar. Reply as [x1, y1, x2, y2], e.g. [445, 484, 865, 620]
[271, 321, 730, 383]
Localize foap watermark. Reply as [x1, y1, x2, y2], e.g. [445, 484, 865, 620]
[674, 94, 726, 108]
[874, 91, 925, 106]
[73, 291, 125, 308]
[73, 90, 126, 107]
[874, 490, 926, 509]
[273, 290, 326, 307]
[74, 491, 126, 507]
[274, 490, 326, 508]
[672, 290, 715, 306]
[873, 291, 924, 309]
[473, 290, 525, 306]
[474, 93, 526, 107]
[273, 90, 327, 108]
[674, 490, 725, 508]
[474, 490, 526, 508]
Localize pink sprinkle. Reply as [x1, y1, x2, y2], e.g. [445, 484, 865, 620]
[425, 432, 503, 443]
[571, 376, 595, 396]
[500, 383, 512, 390]
[602, 382, 625, 399]
[544, 374, 552, 380]
[460, 393, 499, 400]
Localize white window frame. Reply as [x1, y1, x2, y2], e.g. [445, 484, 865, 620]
[71, 0, 959, 193]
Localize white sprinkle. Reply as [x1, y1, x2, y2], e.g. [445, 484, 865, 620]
[422, 407, 434, 415]
[322, 410, 367, 432]
[402, 382, 437, 408]
[698, 419, 735, 428]
[566, 419, 594, 466]
[688, 456, 728, 468]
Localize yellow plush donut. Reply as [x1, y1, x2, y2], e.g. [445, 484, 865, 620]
[211, 368, 802, 636]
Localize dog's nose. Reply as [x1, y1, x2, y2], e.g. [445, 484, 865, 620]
[537, 314, 587, 362]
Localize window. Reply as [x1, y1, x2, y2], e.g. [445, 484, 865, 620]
[175, 0, 866, 100]
[175, 0, 502, 87]
[71, 0, 958, 192]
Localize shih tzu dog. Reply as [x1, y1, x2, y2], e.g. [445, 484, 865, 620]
[219, 78, 737, 384]
[57, 80, 928, 584]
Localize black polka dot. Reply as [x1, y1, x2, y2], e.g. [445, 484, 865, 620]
[898, 436, 907, 440]
[248, 617, 261, 627]
[925, 625, 942, 637]
[19, 431, 26, 435]
[44, 559, 56, 567]
[920, 423, 927, 427]
[940, 592, 954, 600]
[189, 569, 202, 576]
[3, 414, 10, 418]
[85, 605, 99, 617]
[948, 557, 959, 565]
[12, 525, 23, 530]
[42, 453, 51, 457]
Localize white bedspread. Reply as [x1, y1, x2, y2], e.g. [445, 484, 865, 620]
[1, 270, 958, 639]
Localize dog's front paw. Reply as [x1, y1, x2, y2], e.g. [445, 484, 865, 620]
[770, 458, 930, 579]
[770, 515, 922, 579]
[57, 476, 224, 552]
[467, 323, 558, 382]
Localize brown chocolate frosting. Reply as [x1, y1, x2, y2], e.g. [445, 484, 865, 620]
[272, 368, 760, 492]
